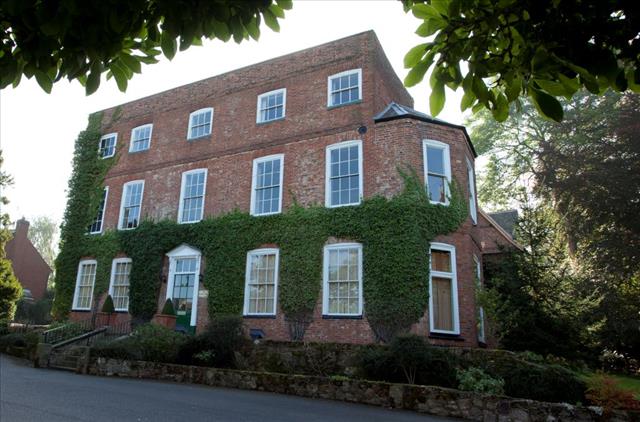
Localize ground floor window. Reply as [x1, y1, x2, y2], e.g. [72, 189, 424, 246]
[243, 249, 279, 316]
[322, 243, 363, 316]
[109, 258, 132, 311]
[429, 243, 459, 334]
[73, 260, 97, 310]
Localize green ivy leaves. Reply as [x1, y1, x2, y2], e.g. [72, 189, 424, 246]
[54, 119, 468, 339]
[1, 0, 292, 95]
[402, 0, 640, 122]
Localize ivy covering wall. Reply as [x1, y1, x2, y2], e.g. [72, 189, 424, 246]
[54, 116, 468, 341]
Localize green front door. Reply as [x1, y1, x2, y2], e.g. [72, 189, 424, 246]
[171, 257, 197, 334]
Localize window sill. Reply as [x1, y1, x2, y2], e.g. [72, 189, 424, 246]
[187, 134, 212, 142]
[322, 314, 363, 320]
[428, 332, 465, 341]
[256, 117, 285, 126]
[327, 99, 362, 110]
[243, 314, 277, 319]
[478, 340, 487, 348]
[128, 149, 150, 154]
[71, 309, 91, 313]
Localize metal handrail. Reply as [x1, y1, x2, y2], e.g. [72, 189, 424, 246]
[41, 318, 95, 345]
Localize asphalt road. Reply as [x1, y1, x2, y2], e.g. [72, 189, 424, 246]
[0, 354, 457, 422]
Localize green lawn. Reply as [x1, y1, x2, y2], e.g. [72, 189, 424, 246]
[611, 374, 640, 400]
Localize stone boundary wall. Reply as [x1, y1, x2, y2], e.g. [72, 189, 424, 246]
[86, 357, 637, 421]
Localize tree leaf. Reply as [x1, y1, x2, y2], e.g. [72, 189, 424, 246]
[276, 0, 293, 10]
[529, 86, 563, 122]
[533, 79, 568, 97]
[85, 62, 102, 95]
[119, 54, 142, 74]
[161, 31, 177, 60]
[412, 4, 441, 19]
[460, 89, 476, 111]
[430, 80, 446, 116]
[110, 62, 129, 92]
[263, 9, 280, 32]
[34, 70, 53, 94]
[404, 60, 430, 87]
[415, 18, 446, 37]
[430, 0, 449, 16]
[404, 43, 428, 69]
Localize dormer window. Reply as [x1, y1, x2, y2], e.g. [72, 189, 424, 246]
[130, 124, 152, 152]
[327, 69, 361, 107]
[188, 108, 213, 140]
[257, 89, 286, 123]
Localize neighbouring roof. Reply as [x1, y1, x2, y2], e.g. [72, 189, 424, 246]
[488, 210, 519, 238]
[373, 102, 477, 157]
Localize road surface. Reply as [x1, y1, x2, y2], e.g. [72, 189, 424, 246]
[0, 354, 457, 421]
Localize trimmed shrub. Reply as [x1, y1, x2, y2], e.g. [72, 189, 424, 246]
[92, 324, 187, 363]
[457, 367, 505, 395]
[177, 315, 247, 368]
[101, 295, 115, 314]
[161, 298, 175, 316]
[0, 332, 39, 355]
[356, 335, 457, 388]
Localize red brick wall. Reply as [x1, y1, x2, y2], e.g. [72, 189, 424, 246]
[67, 32, 517, 346]
[5, 219, 51, 300]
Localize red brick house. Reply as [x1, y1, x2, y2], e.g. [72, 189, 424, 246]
[5, 218, 52, 300]
[68, 31, 516, 346]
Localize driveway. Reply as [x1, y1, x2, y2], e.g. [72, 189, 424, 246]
[0, 355, 458, 421]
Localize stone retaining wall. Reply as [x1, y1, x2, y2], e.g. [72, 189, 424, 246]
[86, 358, 637, 421]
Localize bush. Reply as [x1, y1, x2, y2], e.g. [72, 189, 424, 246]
[101, 295, 115, 314]
[457, 367, 505, 395]
[586, 375, 640, 414]
[92, 324, 187, 363]
[0, 258, 22, 320]
[356, 335, 457, 388]
[176, 315, 247, 368]
[457, 349, 587, 403]
[0, 332, 39, 354]
[161, 299, 175, 316]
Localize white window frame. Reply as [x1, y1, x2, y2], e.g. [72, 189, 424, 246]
[423, 139, 452, 205]
[467, 158, 478, 224]
[177, 169, 208, 224]
[88, 187, 109, 235]
[429, 242, 460, 335]
[474, 255, 485, 343]
[256, 88, 286, 124]
[243, 248, 280, 317]
[166, 244, 202, 328]
[108, 257, 132, 312]
[129, 124, 153, 153]
[325, 140, 364, 208]
[72, 259, 97, 311]
[327, 68, 362, 107]
[99, 133, 117, 159]
[118, 180, 145, 230]
[187, 107, 214, 140]
[250, 154, 284, 216]
[322, 243, 363, 317]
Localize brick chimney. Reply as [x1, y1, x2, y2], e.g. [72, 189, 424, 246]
[14, 218, 30, 240]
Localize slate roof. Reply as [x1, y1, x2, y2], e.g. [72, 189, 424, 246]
[373, 102, 477, 157]
[488, 210, 519, 238]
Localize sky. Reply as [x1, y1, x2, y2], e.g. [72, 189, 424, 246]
[0, 1, 468, 226]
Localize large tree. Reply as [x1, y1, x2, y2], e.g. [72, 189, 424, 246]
[0, 0, 292, 94]
[472, 90, 640, 361]
[403, 0, 640, 121]
[0, 150, 22, 321]
[27, 215, 58, 271]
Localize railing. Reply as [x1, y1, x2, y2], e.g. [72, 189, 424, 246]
[41, 319, 96, 345]
[41, 317, 133, 346]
